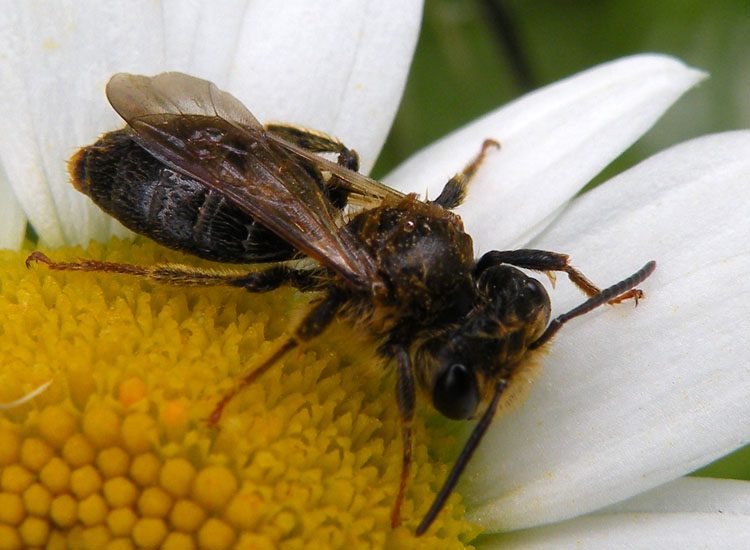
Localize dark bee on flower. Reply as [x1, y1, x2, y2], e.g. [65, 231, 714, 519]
[27, 72, 655, 535]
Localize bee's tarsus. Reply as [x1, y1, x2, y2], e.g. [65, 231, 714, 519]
[529, 261, 656, 351]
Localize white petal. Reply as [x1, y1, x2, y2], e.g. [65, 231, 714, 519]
[161, 0, 205, 71]
[479, 479, 750, 550]
[226, 0, 423, 173]
[0, 2, 164, 247]
[384, 54, 705, 253]
[462, 132, 750, 531]
[0, 167, 26, 249]
[602, 477, 750, 515]
[162, 0, 249, 79]
[161, 0, 422, 171]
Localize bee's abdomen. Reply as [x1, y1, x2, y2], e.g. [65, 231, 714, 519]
[70, 129, 294, 263]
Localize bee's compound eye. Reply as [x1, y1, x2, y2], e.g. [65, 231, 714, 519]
[523, 277, 545, 301]
[432, 363, 479, 420]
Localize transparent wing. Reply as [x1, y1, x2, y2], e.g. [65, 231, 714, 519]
[106, 72, 381, 289]
[107, 72, 263, 131]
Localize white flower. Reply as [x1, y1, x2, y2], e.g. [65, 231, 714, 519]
[1, 2, 748, 548]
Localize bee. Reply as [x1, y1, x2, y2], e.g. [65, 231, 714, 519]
[27, 72, 655, 535]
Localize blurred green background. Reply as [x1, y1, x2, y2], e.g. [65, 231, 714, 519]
[375, 0, 749, 183]
[376, 0, 749, 481]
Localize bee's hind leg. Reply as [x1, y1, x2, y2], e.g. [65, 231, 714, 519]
[266, 123, 361, 210]
[431, 139, 500, 210]
[25, 251, 323, 292]
[265, 123, 359, 171]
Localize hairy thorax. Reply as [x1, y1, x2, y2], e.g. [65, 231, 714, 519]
[345, 195, 476, 328]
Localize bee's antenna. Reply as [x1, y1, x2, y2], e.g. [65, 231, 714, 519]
[529, 260, 656, 351]
[416, 377, 509, 536]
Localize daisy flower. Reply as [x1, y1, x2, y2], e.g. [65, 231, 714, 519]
[1, 2, 748, 549]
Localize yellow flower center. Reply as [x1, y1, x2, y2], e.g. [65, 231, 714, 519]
[0, 240, 480, 549]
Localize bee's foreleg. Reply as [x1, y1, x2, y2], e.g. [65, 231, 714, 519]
[529, 260, 657, 351]
[476, 248, 647, 305]
[377, 344, 416, 529]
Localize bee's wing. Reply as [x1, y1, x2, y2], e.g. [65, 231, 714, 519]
[106, 72, 381, 289]
[107, 72, 264, 132]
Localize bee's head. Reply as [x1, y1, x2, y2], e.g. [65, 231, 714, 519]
[415, 265, 550, 420]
